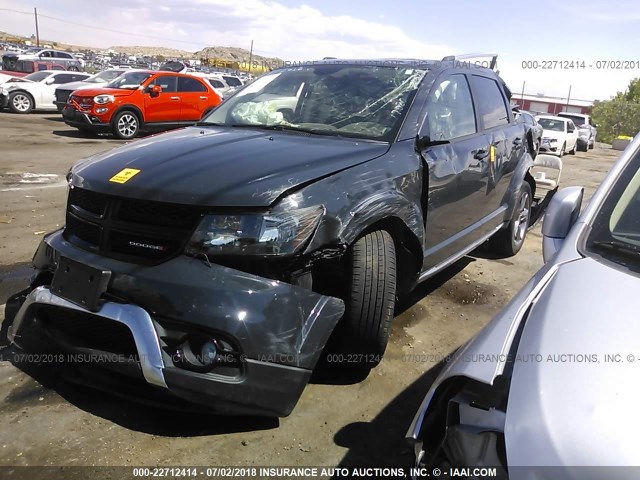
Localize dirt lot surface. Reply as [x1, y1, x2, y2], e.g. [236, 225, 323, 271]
[0, 113, 620, 473]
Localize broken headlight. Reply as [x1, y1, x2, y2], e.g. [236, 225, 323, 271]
[185, 205, 324, 256]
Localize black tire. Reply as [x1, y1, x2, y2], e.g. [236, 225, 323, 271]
[8, 91, 33, 114]
[589, 141, 594, 149]
[112, 110, 140, 139]
[68, 66, 79, 72]
[341, 230, 397, 367]
[569, 143, 576, 155]
[559, 142, 566, 156]
[489, 182, 532, 257]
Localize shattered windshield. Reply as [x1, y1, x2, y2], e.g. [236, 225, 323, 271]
[107, 71, 152, 89]
[586, 146, 640, 270]
[201, 64, 428, 141]
[1, 57, 34, 73]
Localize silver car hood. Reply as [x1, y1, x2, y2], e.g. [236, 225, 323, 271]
[505, 255, 640, 471]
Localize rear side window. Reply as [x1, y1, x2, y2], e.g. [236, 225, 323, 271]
[209, 79, 224, 88]
[425, 74, 477, 141]
[52, 73, 75, 84]
[178, 77, 207, 92]
[470, 75, 509, 129]
[151, 75, 177, 93]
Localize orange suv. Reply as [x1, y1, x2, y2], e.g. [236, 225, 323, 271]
[62, 70, 222, 139]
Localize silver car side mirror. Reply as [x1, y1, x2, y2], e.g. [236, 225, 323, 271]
[542, 186, 584, 262]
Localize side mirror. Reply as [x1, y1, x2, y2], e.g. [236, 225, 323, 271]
[44, 77, 55, 85]
[542, 186, 584, 262]
[148, 84, 162, 97]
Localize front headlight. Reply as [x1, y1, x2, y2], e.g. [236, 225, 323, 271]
[93, 94, 115, 104]
[549, 138, 558, 143]
[185, 205, 324, 256]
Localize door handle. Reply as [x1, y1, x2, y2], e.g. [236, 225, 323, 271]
[473, 149, 489, 160]
[170, 96, 180, 101]
[199, 96, 208, 100]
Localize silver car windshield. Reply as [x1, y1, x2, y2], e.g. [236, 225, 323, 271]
[586, 146, 640, 268]
[201, 64, 427, 142]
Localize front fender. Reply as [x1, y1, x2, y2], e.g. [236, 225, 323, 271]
[502, 150, 535, 221]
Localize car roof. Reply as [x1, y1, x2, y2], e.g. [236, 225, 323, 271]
[557, 112, 589, 117]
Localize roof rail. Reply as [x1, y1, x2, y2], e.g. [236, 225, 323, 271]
[441, 53, 498, 70]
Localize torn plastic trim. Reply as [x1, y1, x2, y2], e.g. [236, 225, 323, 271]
[31, 230, 346, 370]
[8, 286, 168, 388]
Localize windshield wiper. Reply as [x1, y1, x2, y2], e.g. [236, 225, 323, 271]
[590, 238, 640, 261]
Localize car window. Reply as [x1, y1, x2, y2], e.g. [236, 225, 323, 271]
[470, 75, 509, 129]
[222, 75, 242, 87]
[178, 77, 207, 93]
[39, 50, 53, 58]
[586, 148, 640, 272]
[51, 73, 75, 84]
[24, 71, 51, 82]
[426, 74, 477, 141]
[522, 112, 534, 125]
[151, 75, 177, 93]
[209, 79, 225, 88]
[567, 121, 575, 132]
[537, 118, 565, 132]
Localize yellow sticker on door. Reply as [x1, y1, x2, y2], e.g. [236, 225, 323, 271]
[109, 168, 141, 184]
[489, 145, 496, 162]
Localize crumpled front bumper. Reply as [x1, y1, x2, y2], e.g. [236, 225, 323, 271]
[8, 230, 345, 416]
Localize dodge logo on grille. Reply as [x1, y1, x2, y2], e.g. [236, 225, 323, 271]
[128, 241, 169, 252]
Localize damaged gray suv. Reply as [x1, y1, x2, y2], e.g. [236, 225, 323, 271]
[7, 58, 547, 416]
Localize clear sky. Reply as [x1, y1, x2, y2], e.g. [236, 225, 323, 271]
[1, 0, 638, 101]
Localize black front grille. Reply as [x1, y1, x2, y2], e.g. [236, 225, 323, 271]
[55, 89, 72, 104]
[64, 187, 203, 264]
[39, 306, 138, 356]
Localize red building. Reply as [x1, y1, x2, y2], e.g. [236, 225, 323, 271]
[511, 93, 592, 115]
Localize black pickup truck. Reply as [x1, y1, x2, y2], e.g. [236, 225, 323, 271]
[7, 58, 549, 417]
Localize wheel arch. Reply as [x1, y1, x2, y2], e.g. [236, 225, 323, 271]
[112, 104, 145, 125]
[9, 89, 35, 108]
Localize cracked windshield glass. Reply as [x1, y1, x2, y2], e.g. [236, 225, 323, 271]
[202, 64, 427, 141]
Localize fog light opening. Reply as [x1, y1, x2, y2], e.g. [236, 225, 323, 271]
[175, 336, 220, 372]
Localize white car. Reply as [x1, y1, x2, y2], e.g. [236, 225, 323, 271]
[557, 112, 597, 151]
[536, 115, 579, 156]
[0, 70, 90, 114]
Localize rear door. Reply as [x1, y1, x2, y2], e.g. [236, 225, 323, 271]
[144, 75, 180, 123]
[468, 73, 522, 220]
[418, 73, 491, 269]
[177, 76, 210, 121]
[40, 73, 77, 107]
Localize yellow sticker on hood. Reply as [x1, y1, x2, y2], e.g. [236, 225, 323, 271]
[489, 145, 496, 162]
[109, 168, 140, 184]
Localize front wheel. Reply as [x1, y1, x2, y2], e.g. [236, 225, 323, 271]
[569, 143, 576, 155]
[8, 91, 33, 114]
[559, 142, 566, 156]
[112, 110, 140, 139]
[489, 182, 532, 257]
[340, 230, 397, 367]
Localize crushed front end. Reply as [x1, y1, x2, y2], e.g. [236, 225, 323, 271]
[7, 186, 345, 417]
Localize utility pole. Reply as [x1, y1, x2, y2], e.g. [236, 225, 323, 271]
[565, 85, 572, 113]
[248, 39, 253, 74]
[34, 8, 40, 47]
[521, 81, 525, 104]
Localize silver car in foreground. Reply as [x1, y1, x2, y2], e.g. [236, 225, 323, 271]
[407, 136, 640, 479]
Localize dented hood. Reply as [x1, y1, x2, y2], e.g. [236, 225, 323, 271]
[71, 126, 389, 207]
[505, 256, 640, 469]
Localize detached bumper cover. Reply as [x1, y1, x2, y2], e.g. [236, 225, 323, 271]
[8, 230, 345, 416]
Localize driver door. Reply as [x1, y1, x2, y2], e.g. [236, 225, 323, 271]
[418, 73, 490, 269]
[144, 75, 181, 123]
